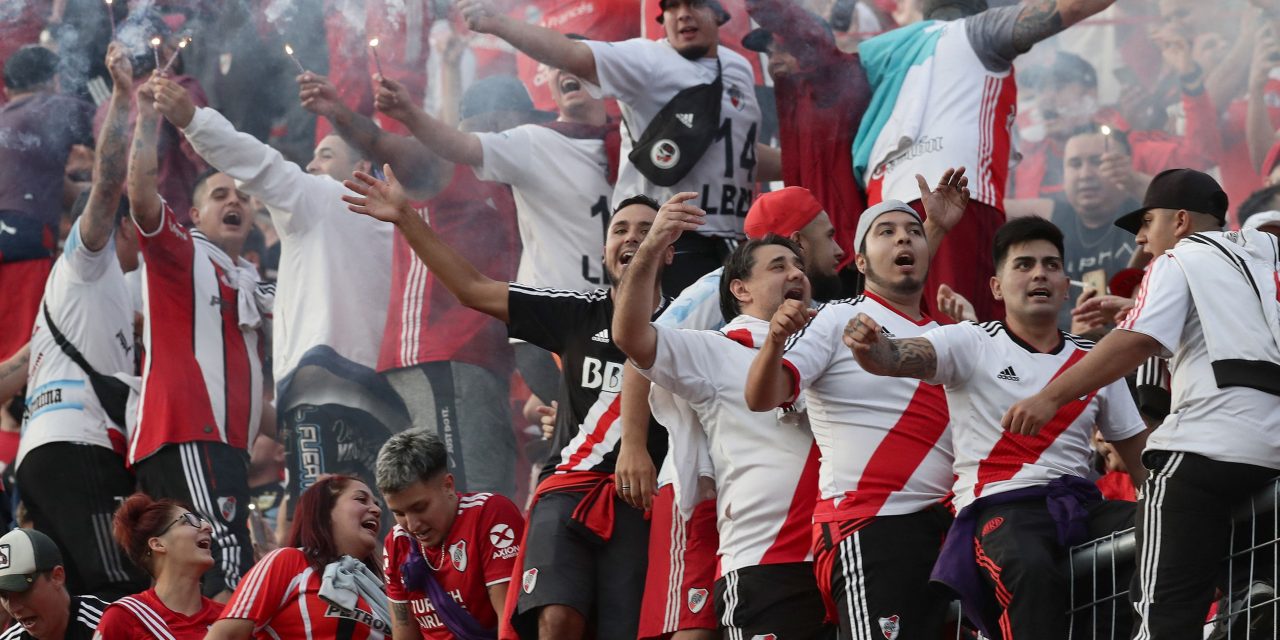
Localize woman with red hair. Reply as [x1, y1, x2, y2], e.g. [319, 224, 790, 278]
[205, 475, 389, 639]
[93, 493, 224, 638]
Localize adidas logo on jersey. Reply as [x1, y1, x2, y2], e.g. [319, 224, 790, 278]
[997, 366, 1020, 382]
[676, 112, 694, 128]
[880, 326, 895, 339]
[591, 328, 610, 343]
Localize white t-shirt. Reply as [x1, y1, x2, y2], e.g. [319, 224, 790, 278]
[924, 321, 1146, 511]
[20, 220, 134, 468]
[586, 38, 761, 238]
[638, 315, 816, 573]
[476, 125, 611, 291]
[782, 293, 953, 519]
[1118, 255, 1280, 469]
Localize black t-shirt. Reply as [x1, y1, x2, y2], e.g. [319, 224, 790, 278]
[0, 594, 106, 640]
[507, 284, 669, 481]
[1050, 195, 1139, 327]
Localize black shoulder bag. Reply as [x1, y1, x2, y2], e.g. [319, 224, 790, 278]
[626, 59, 723, 187]
[41, 303, 132, 429]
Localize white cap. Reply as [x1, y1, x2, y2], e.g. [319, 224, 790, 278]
[0, 529, 62, 592]
[853, 199, 923, 255]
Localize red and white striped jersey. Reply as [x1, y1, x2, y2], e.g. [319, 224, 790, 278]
[923, 321, 1145, 511]
[506, 285, 669, 479]
[383, 492, 523, 639]
[639, 315, 818, 572]
[131, 204, 265, 465]
[377, 165, 519, 376]
[93, 589, 223, 640]
[221, 547, 389, 639]
[782, 293, 953, 521]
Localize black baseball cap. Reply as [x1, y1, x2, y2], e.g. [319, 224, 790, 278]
[657, 0, 731, 25]
[459, 76, 555, 122]
[1114, 168, 1229, 235]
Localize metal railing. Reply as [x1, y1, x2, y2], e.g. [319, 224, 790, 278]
[1067, 479, 1280, 640]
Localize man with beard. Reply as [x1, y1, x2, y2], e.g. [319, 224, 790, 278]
[623, 185, 844, 640]
[742, 171, 968, 639]
[344, 167, 672, 640]
[845, 217, 1148, 638]
[458, 0, 776, 296]
[614, 200, 834, 639]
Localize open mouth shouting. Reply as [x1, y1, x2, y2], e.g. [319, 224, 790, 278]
[361, 516, 380, 535]
[783, 285, 805, 301]
[559, 76, 582, 95]
[893, 251, 917, 273]
[196, 535, 213, 551]
[619, 249, 637, 267]
[221, 210, 243, 228]
[1027, 286, 1053, 300]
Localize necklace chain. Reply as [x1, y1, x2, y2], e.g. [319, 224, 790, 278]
[421, 538, 448, 571]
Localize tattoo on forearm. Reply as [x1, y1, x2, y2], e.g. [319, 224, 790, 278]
[1012, 0, 1065, 52]
[868, 338, 937, 379]
[390, 601, 412, 626]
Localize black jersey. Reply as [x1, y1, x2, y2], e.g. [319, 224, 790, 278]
[507, 284, 669, 480]
[0, 594, 105, 640]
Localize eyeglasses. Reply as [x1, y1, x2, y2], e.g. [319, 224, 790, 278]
[156, 512, 207, 536]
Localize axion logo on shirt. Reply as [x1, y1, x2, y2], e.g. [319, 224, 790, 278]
[489, 524, 516, 549]
[522, 568, 538, 594]
[879, 615, 900, 640]
[449, 540, 468, 573]
[687, 588, 708, 613]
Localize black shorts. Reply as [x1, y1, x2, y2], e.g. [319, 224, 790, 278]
[813, 506, 953, 640]
[279, 402, 394, 530]
[133, 441, 253, 597]
[513, 491, 650, 640]
[17, 442, 148, 601]
[714, 562, 835, 640]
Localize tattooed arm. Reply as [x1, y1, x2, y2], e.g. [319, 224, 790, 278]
[843, 313, 938, 380]
[1010, 0, 1115, 53]
[388, 601, 418, 640]
[81, 43, 134, 252]
[127, 72, 164, 234]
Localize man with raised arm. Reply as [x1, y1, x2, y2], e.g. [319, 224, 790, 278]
[742, 171, 968, 639]
[126, 72, 272, 602]
[343, 167, 669, 640]
[1004, 169, 1280, 639]
[148, 72, 404, 533]
[613, 194, 834, 639]
[17, 43, 147, 601]
[458, 0, 776, 295]
[845, 217, 1148, 638]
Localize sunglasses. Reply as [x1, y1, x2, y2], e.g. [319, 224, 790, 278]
[157, 512, 207, 536]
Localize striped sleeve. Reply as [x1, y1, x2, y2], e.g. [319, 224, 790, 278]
[221, 547, 308, 625]
[1117, 255, 1190, 357]
[75, 596, 107, 631]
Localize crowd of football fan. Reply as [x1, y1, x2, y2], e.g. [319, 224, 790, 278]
[0, 0, 1278, 638]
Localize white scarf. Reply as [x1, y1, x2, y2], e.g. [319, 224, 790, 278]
[1169, 229, 1280, 394]
[318, 555, 391, 630]
[192, 230, 274, 331]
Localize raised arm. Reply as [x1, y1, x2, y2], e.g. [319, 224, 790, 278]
[458, 0, 598, 86]
[1002, 328, 1162, 435]
[343, 166, 510, 322]
[127, 75, 164, 234]
[744, 299, 816, 411]
[844, 313, 938, 380]
[1011, 0, 1116, 52]
[916, 168, 970, 260]
[374, 75, 484, 168]
[298, 72, 450, 198]
[81, 43, 134, 252]
[612, 192, 704, 369]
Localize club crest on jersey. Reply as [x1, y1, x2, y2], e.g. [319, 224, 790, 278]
[0, 544, 9, 569]
[217, 496, 236, 522]
[728, 85, 745, 111]
[879, 615, 900, 639]
[687, 588, 709, 613]
[522, 568, 538, 594]
[449, 540, 468, 572]
[651, 139, 680, 170]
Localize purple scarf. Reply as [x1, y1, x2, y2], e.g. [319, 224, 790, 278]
[401, 538, 497, 640]
[930, 475, 1101, 637]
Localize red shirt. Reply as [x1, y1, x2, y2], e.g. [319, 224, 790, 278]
[377, 165, 518, 376]
[383, 492, 524, 638]
[93, 589, 223, 639]
[748, 0, 869, 267]
[221, 547, 389, 639]
[132, 204, 266, 464]
[1220, 76, 1280, 224]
